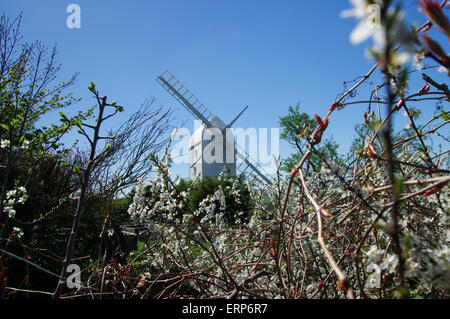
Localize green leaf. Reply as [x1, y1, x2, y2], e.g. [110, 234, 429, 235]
[402, 234, 413, 252]
[393, 176, 404, 196]
[88, 81, 96, 93]
[0, 123, 9, 132]
[60, 158, 68, 167]
[439, 110, 450, 121]
[59, 112, 69, 123]
[73, 165, 80, 173]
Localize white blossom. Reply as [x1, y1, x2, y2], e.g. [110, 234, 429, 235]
[365, 245, 384, 263]
[341, 0, 385, 47]
[1, 139, 10, 149]
[12, 227, 23, 238]
[4, 206, 16, 218]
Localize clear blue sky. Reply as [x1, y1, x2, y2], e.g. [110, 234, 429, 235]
[2, 1, 447, 179]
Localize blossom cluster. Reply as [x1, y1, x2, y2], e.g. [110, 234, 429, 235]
[0, 139, 30, 151]
[2, 186, 28, 219]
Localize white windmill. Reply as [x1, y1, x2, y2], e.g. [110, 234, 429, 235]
[156, 71, 273, 185]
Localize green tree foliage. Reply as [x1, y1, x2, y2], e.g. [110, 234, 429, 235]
[278, 103, 341, 173]
[0, 14, 134, 295]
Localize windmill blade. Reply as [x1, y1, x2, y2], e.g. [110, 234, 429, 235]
[156, 71, 214, 128]
[227, 105, 248, 128]
[234, 144, 274, 185]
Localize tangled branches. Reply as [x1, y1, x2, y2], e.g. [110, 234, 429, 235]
[68, 0, 449, 300]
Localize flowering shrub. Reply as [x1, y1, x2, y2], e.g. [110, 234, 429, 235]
[117, 137, 448, 298]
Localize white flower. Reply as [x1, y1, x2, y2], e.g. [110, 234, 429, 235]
[365, 245, 384, 262]
[341, 0, 384, 47]
[1, 139, 10, 149]
[170, 127, 179, 141]
[341, 0, 370, 20]
[342, 1, 412, 64]
[391, 51, 412, 65]
[13, 227, 23, 238]
[366, 273, 381, 289]
[6, 190, 16, 199]
[305, 284, 316, 295]
[4, 206, 16, 218]
[436, 247, 449, 259]
[438, 65, 449, 73]
[405, 259, 420, 276]
[413, 50, 426, 71]
[20, 140, 30, 150]
[404, 121, 412, 130]
[382, 254, 399, 273]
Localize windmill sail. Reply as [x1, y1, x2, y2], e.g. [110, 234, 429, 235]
[235, 144, 273, 185]
[156, 71, 214, 128]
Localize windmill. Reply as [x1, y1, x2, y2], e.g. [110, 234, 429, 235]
[156, 71, 274, 186]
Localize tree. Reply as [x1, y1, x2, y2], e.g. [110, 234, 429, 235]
[0, 13, 176, 298]
[53, 83, 127, 298]
[278, 103, 341, 173]
[0, 11, 81, 243]
[87, 97, 175, 199]
[0, 12, 81, 230]
[0, 12, 87, 296]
